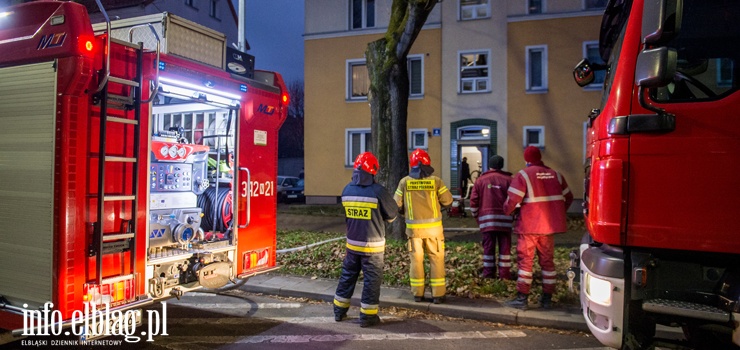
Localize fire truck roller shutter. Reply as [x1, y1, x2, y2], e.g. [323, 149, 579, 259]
[0, 62, 57, 307]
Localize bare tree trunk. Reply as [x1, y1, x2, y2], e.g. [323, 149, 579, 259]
[365, 0, 437, 240]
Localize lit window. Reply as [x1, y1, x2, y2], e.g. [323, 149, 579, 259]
[584, 41, 606, 89]
[409, 129, 428, 150]
[528, 0, 544, 14]
[351, 0, 375, 29]
[458, 126, 490, 141]
[346, 129, 372, 166]
[523, 126, 545, 148]
[526, 45, 548, 92]
[460, 0, 490, 20]
[459, 50, 490, 93]
[347, 59, 369, 100]
[584, 0, 608, 10]
[408, 55, 424, 98]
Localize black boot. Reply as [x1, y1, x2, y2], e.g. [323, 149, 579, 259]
[540, 293, 552, 309]
[359, 315, 380, 328]
[334, 305, 348, 322]
[505, 292, 528, 310]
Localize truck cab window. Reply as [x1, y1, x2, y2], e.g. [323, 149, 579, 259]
[652, 0, 740, 102]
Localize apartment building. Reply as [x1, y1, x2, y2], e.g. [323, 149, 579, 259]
[304, 0, 442, 203]
[304, 0, 606, 204]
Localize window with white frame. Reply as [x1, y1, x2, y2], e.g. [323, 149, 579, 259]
[584, 41, 606, 88]
[351, 0, 375, 30]
[409, 129, 428, 150]
[459, 50, 490, 93]
[526, 45, 548, 92]
[347, 59, 369, 100]
[523, 126, 544, 148]
[346, 128, 372, 166]
[528, 0, 544, 14]
[583, 0, 607, 10]
[460, 0, 490, 20]
[717, 58, 733, 87]
[408, 55, 424, 97]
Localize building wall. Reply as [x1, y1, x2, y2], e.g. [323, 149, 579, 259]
[506, 15, 602, 198]
[304, 28, 442, 202]
[440, 0, 509, 192]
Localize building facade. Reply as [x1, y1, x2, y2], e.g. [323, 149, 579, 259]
[304, 0, 606, 205]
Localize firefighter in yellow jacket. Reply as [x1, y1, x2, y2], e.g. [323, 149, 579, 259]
[394, 149, 453, 304]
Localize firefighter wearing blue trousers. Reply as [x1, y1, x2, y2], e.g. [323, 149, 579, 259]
[333, 152, 398, 327]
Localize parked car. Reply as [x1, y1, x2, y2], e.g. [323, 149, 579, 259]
[284, 179, 305, 203]
[277, 176, 300, 203]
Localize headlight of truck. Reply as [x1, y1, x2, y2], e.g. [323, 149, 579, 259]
[585, 273, 612, 306]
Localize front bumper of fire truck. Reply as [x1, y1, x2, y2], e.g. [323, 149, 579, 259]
[579, 242, 625, 349]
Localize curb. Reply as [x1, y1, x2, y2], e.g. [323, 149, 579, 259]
[241, 274, 589, 332]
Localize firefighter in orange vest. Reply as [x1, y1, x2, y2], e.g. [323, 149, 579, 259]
[469, 155, 513, 280]
[504, 146, 573, 309]
[394, 149, 453, 304]
[333, 152, 397, 327]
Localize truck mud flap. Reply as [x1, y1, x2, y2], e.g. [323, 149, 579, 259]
[198, 262, 231, 289]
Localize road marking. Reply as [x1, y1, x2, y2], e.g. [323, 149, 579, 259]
[162, 329, 527, 345]
[171, 302, 302, 309]
[165, 316, 403, 325]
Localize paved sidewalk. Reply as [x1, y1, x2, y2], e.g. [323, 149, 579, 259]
[242, 273, 588, 332]
[273, 210, 588, 331]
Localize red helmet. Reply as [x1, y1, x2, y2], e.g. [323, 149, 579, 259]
[354, 152, 379, 175]
[409, 149, 431, 167]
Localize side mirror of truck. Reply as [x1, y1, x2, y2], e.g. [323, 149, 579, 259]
[573, 58, 595, 87]
[642, 0, 683, 45]
[635, 47, 677, 88]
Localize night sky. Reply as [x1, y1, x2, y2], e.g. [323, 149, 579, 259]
[245, 0, 305, 84]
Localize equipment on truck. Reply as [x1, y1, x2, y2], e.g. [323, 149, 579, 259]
[572, 0, 740, 349]
[0, 0, 287, 340]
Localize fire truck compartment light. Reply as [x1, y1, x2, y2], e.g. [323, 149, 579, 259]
[0, 11, 12, 18]
[585, 272, 612, 306]
[159, 76, 242, 100]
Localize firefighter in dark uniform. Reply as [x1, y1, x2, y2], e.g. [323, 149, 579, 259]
[333, 152, 397, 327]
[394, 149, 453, 304]
[469, 155, 513, 280]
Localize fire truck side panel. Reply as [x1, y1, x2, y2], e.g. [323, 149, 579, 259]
[625, 92, 740, 252]
[80, 36, 149, 300]
[55, 56, 96, 320]
[236, 74, 287, 275]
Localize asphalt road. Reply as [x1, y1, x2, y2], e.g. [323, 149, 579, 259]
[1, 291, 605, 350]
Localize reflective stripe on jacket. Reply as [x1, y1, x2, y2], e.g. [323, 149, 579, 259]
[394, 175, 453, 238]
[469, 169, 513, 233]
[504, 164, 573, 234]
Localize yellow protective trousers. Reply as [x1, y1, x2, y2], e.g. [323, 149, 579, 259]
[408, 237, 446, 298]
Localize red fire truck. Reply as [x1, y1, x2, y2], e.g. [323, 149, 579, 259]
[0, 0, 286, 339]
[572, 0, 739, 348]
